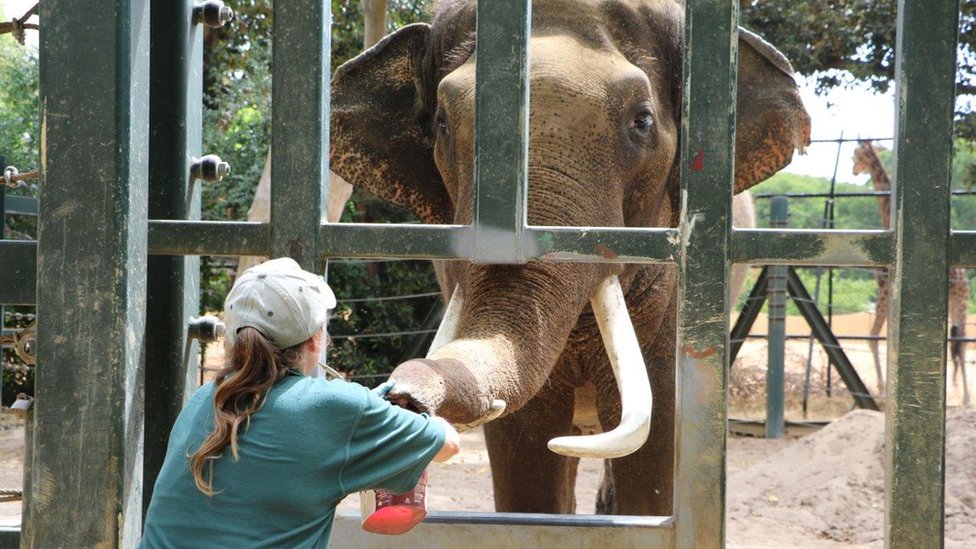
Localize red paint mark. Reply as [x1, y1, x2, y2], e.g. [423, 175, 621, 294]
[691, 148, 705, 172]
[682, 344, 716, 359]
[595, 244, 618, 259]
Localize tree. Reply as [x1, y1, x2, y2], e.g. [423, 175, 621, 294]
[204, 1, 434, 378]
[740, 0, 976, 140]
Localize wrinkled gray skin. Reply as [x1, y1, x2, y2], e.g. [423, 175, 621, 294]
[330, 0, 810, 515]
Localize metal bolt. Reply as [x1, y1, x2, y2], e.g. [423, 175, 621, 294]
[188, 315, 226, 343]
[13, 320, 36, 366]
[193, 1, 235, 29]
[190, 154, 231, 182]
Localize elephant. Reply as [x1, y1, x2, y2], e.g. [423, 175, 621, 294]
[329, 0, 810, 516]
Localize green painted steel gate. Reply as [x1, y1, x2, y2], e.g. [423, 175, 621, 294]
[0, 0, 962, 547]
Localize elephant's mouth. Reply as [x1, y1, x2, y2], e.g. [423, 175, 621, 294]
[391, 275, 653, 460]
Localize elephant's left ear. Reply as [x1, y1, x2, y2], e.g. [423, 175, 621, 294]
[734, 28, 812, 193]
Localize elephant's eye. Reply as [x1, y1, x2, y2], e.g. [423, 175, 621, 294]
[435, 112, 449, 135]
[632, 112, 653, 132]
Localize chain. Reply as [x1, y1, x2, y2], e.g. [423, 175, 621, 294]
[3, 166, 38, 190]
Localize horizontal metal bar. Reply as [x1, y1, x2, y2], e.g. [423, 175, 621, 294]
[3, 195, 37, 216]
[147, 220, 269, 256]
[0, 240, 37, 304]
[732, 229, 892, 266]
[138, 221, 940, 270]
[422, 511, 671, 528]
[0, 527, 19, 549]
[951, 231, 976, 267]
[756, 189, 976, 199]
[331, 512, 673, 549]
[526, 226, 679, 264]
[321, 223, 471, 259]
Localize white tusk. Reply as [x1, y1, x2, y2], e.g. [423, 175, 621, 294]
[427, 285, 462, 357]
[547, 275, 652, 459]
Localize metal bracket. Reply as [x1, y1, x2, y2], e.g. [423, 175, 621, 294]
[187, 315, 225, 343]
[190, 154, 231, 182]
[192, 1, 234, 28]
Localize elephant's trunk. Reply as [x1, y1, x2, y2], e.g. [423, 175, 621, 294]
[387, 266, 653, 459]
[387, 262, 595, 424]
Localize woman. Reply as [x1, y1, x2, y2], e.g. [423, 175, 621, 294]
[141, 258, 460, 548]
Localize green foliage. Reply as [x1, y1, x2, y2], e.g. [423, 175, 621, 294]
[741, 0, 899, 95]
[198, 1, 433, 379]
[0, 38, 39, 240]
[0, 33, 39, 402]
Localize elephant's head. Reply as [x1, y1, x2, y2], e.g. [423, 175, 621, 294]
[330, 0, 810, 453]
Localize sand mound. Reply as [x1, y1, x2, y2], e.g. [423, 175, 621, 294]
[728, 407, 976, 548]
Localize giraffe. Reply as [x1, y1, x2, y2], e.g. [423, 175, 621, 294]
[853, 140, 971, 405]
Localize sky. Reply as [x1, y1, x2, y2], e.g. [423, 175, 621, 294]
[0, 0, 893, 185]
[787, 80, 895, 185]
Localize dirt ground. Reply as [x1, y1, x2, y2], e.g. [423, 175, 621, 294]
[1, 312, 974, 547]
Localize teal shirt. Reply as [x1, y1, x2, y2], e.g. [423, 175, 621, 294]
[140, 373, 446, 548]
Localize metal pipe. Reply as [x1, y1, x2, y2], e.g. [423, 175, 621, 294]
[766, 197, 788, 438]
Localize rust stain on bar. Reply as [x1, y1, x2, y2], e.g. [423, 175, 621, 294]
[595, 244, 618, 259]
[682, 344, 716, 359]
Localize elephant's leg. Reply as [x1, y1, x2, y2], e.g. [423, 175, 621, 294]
[594, 459, 615, 514]
[484, 379, 579, 513]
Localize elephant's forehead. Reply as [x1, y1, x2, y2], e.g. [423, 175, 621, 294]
[432, 0, 679, 77]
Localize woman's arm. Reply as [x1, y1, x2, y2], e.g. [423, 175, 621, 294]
[430, 417, 461, 462]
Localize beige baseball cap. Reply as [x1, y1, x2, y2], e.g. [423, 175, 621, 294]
[224, 257, 337, 349]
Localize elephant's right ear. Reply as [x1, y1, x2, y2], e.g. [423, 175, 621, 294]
[330, 23, 453, 224]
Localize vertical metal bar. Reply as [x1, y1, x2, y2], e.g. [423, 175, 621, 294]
[1, 170, 5, 409]
[18, 411, 32, 548]
[472, 0, 530, 264]
[35, 0, 150, 545]
[885, 0, 959, 546]
[144, 0, 203, 515]
[766, 197, 787, 439]
[271, 0, 330, 270]
[674, 1, 737, 547]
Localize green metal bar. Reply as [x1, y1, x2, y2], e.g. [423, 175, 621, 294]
[271, 0, 330, 270]
[144, 0, 202, 516]
[526, 226, 679, 264]
[732, 229, 891, 266]
[766, 197, 788, 439]
[673, 1, 737, 547]
[2, 195, 37, 216]
[0, 241, 36, 304]
[34, 0, 150, 545]
[148, 220, 269, 256]
[472, 0, 530, 264]
[0, 530, 17, 549]
[950, 231, 976, 266]
[322, 223, 469, 259]
[885, 0, 959, 546]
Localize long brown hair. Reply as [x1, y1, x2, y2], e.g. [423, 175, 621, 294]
[189, 327, 305, 495]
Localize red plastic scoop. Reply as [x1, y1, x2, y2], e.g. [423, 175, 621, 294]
[360, 469, 429, 535]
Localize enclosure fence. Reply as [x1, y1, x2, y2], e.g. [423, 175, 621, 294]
[0, 0, 964, 548]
